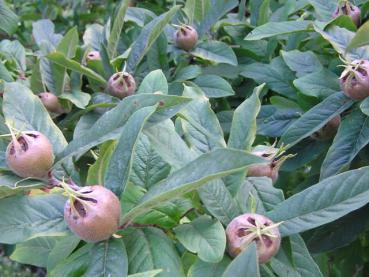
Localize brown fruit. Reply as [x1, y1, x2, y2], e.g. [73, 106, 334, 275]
[64, 185, 121, 242]
[175, 25, 198, 51]
[226, 213, 281, 263]
[340, 60, 369, 100]
[6, 131, 54, 179]
[311, 115, 341, 141]
[107, 72, 136, 99]
[333, 1, 361, 27]
[38, 92, 65, 114]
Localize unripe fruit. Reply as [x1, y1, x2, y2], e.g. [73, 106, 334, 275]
[340, 60, 369, 100]
[107, 72, 136, 99]
[64, 185, 121, 242]
[6, 131, 54, 179]
[311, 115, 341, 141]
[333, 1, 361, 27]
[174, 25, 198, 51]
[38, 92, 65, 114]
[86, 50, 101, 62]
[226, 213, 281, 263]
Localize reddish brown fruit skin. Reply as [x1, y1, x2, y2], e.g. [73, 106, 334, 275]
[38, 92, 65, 114]
[175, 25, 198, 51]
[333, 2, 361, 27]
[107, 72, 136, 99]
[64, 185, 121, 242]
[226, 213, 281, 263]
[311, 115, 341, 141]
[247, 164, 278, 183]
[6, 131, 54, 179]
[341, 60, 369, 100]
[86, 50, 101, 62]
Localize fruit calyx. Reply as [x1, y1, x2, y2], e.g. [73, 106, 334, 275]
[226, 213, 282, 263]
[340, 59, 369, 100]
[86, 50, 101, 62]
[174, 24, 198, 51]
[247, 144, 293, 183]
[5, 125, 54, 179]
[333, 1, 361, 27]
[107, 70, 136, 99]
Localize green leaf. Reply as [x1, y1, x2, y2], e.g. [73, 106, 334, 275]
[123, 227, 184, 277]
[0, 0, 19, 35]
[10, 237, 58, 267]
[3, 82, 68, 154]
[105, 105, 157, 197]
[59, 90, 91, 109]
[240, 57, 296, 99]
[320, 110, 369, 179]
[183, 0, 210, 24]
[188, 257, 230, 277]
[121, 148, 265, 224]
[280, 92, 353, 148]
[0, 194, 67, 244]
[84, 239, 128, 277]
[57, 94, 191, 162]
[108, 0, 131, 58]
[193, 75, 235, 98]
[309, 0, 337, 21]
[175, 65, 202, 82]
[179, 85, 226, 153]
[32, 19, 62, 47]
[361, 97, 369, 116]
[293, 69, 340, 99]
[127, 6, 180, 72]
[257, 105, 301, 137]
[191, 41, 238, 66]
[197, 0, 238, 35]
[57, 27, 79, 58]
[0, 172, 44, 199]
[137, 69, 168, 94]
[86, 142, 116, 185]
[198, 179, 240, 225]
[238, 177, 284, 214]
[130, 135, 171, 190]
[47, 51, 107, 85]
[228, 85, 262, 151]
[174, 215, 226, 263]
[271, 235, 323, 277]
[245, 20, 312, 40]
[268, 167, 369, 236]
[222, 243, 260, 277]
[47, 235, 80, 271]
[314, 25, 369, 61]
[346, 21, 369, 51]
[129, 270, 163, 277]
[51, 27, 79, 95]
[145, 121, 240, 225]
[51, 244, 92, 277]
[281, 50, 323, 77]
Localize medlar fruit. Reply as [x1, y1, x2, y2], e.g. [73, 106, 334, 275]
[107, 72, 136, 99]
[64, 185, 121, 242]
[333, 1, 361, 27]
[38, 92, 65, 114]
[226, 213, 281, 263]
[340, 59, 369, 100]
[174, 25, 198, 51]
[6, 131, 54, 179]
